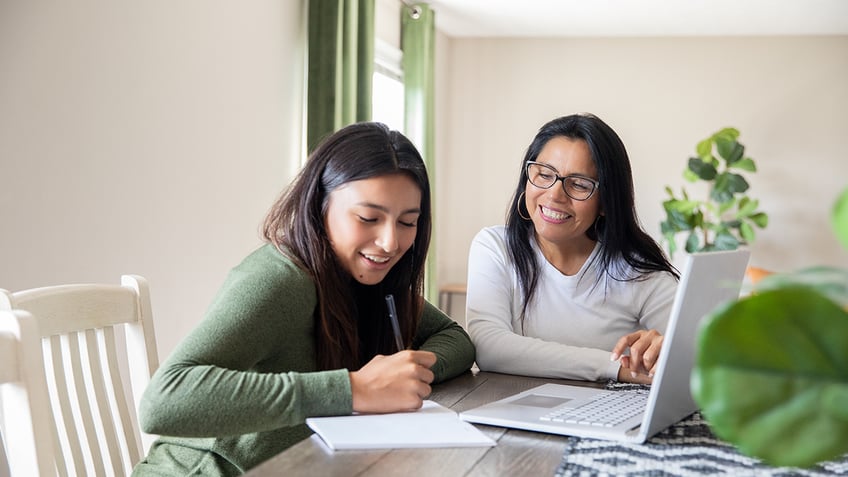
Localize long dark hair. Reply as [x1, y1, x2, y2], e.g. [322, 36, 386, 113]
[263, 122, 431, 370]
[506, 113, 678, 322]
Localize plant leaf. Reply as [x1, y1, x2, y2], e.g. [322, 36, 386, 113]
[696, 138, 712, 160]
[755, 266, 848, 307]
[736, 197, 758, 217]
[833, 187, 848, 251]
[711, 173, 735, 204]
[692, 287, 848, 467]
[718, 197, 736, 215]
[712, 127, 740, 141]
[713, 231, 739, 250]
[731, 157, 757, 172]
[688, 157, 718, 181]
[685, 232, 700, 253]
[683, 168, 700, 182]
[717, 140, 744, 165]
[748, 212, 769, 228]
[664, 199, 701, 214]
[724, 172, 750, 194]
[739, 221, 755, 242]
[663, 207, 694, 231]
[664, 232, 678, 257]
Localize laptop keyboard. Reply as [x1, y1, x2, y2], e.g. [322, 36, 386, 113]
[539, 390, 649, 427]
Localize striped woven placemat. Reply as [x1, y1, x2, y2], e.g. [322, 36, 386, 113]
[555, 384, 848, 476]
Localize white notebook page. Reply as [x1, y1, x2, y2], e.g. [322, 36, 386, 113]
[306, 400, 496, 450]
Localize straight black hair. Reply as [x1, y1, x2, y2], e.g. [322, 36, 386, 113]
[263, 122, 431, 370]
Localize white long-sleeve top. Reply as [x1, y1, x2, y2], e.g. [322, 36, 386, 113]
[466, 225, 678, 381]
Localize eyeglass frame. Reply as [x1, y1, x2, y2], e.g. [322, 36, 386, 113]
[524, 161, 600, 201]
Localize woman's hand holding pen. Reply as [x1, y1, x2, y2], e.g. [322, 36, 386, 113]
[610, 329, 664, 384]
[349, 350, 437, 413]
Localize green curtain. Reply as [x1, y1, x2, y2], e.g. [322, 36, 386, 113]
[402, 4, 437, 304]
[307, 0, 375, 153]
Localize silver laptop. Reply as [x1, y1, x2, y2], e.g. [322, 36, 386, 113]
[459, 249, 750, 443]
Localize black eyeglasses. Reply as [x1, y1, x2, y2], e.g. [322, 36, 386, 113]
[525, 161, 600, 201]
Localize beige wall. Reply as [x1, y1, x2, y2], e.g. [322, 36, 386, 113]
[434, 35, 848, 309]
[376, 0, 401, 49]
[0, 0, 305, 359]
[2, 1, 847, 359]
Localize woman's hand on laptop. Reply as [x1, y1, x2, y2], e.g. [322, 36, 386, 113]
[611, 330, 664, 383]
[616, 365, 653, 384]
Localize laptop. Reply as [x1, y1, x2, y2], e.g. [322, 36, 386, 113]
[459, 249, 751, 443]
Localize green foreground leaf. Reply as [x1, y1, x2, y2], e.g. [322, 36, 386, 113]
[834, 187, 848, 251]
[692, 287, 848, 468]
[755, 266, 848, 307]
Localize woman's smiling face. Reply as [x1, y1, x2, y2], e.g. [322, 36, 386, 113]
[524, 136, 602, 249]
[324, 173, 422, 285]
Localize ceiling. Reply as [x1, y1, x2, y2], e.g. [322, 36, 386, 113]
[423, 0, 848, 37]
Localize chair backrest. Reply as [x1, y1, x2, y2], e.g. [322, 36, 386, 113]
[0, 275, 159, 477]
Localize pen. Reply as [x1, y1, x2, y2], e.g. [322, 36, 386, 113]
[385, 294, 404, 352]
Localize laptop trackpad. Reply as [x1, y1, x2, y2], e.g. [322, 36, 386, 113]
[511, 395, 573, 408]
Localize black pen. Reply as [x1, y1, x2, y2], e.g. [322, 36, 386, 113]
[385, 294, 404, 352]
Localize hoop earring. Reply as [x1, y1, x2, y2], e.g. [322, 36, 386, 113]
[517, 192, 531, 221]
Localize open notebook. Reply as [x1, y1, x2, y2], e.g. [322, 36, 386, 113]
[306, 400, 495, 450]
[459, 249, 750, 443]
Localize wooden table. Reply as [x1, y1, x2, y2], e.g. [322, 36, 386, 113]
[244, 370, 603, 477]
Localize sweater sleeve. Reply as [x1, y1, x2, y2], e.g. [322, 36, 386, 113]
[636, 271, 679, 332]
[412, 301, 476, 383]
[139, 246, 353, 438]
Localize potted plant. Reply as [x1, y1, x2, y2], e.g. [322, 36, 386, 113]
[660, 127, 769, 257]
[691, 187, 848, 468]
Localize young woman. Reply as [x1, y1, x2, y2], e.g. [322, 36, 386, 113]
[133, 122, 475, 476]
[466, 113, 678, 384]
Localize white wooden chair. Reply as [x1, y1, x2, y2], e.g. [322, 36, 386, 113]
[0, 275, 159, 477]
[1, 309, 56, 476]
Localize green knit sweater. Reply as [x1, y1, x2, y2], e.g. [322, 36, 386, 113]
[133, 244, 476, 476]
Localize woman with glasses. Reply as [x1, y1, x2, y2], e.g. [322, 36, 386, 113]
[466, 113, 678, 384]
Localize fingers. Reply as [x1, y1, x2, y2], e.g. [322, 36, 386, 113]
[616, 355, 654, 385]
[349, 350, 438, 414]
[639, 332, 663, 375]
[642, 345, 661, 377]
[611, 330, 664, 379]
[406, 349, 438, 370]
[647, 361, 659, 379]
[610, 333, 639, 361]
[396, 350, 436, 384]
[617, 364, 653, 385]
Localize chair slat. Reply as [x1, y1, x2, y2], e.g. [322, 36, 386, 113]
[104, 326, 143, 467]
[42, 339, 69, 477]
[85, 328, 126, 476]
[50, 335, 87, 477]
[67, 332, 106, 476]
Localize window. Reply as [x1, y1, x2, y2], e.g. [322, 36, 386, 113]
[372, 39, 404, 132]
